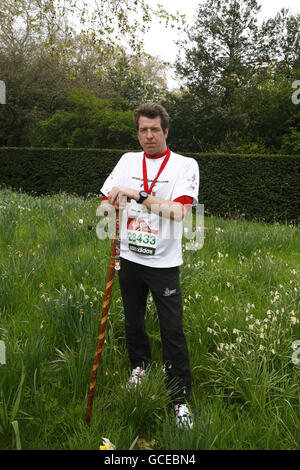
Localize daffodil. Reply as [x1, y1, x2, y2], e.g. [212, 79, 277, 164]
[99, 437, 115, 450]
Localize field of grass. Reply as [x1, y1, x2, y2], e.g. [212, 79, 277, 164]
[0, 187, 299, 450]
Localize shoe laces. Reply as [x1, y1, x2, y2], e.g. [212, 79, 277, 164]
[174, 403, 193, 428]
[174, 403, 189, 417]
[128, 366, 145, 384]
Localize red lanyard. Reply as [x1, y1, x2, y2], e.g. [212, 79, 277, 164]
[142, 148, 171, 194]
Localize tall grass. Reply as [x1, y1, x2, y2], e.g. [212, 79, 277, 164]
[0, 187, 299, 450]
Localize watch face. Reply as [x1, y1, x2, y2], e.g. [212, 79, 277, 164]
[140, 191, 148, 198]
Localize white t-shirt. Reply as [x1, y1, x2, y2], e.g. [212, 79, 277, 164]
[100, 151, 199, 268]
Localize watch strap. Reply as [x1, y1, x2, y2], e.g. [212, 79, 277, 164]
[137, 191, 149, 204]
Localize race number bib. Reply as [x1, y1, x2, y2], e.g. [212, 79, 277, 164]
[127, 217, 158, 256]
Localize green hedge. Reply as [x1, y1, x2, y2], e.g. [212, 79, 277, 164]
[0, 147, 124, 196]
[0, 147, 299, 223]
[189, 152, 300, 223]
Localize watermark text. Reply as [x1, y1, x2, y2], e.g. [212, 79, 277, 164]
[0, 340, 6, 365]
[292, 80, 300, 105]
[96, 201, 204, 251]
[0, 80, 6, 104]
[291, 340, 300, 365]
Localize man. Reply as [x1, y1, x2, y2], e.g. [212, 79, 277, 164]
[100, 103, 199, 428]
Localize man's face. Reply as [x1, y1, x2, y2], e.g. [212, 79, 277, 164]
[137, 115, 168, 156]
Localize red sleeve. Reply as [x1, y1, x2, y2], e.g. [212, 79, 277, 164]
[173, 195, 193, 209]
[102, 195, 108, 200]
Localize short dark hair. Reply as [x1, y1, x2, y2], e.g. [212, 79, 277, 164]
[134, 102, 169, 132]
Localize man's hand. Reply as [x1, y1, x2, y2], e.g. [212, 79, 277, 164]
[108, 186, 139, 209]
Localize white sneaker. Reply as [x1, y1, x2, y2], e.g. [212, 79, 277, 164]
[127, 366, 146, 389]
[174, 403, 193, 429]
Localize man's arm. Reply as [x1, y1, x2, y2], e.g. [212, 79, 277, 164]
[105, 186, 189, 222]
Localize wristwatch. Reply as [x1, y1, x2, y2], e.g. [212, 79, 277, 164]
[137, 190, 149, 204]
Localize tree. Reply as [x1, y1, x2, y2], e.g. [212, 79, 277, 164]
[104, 52, 168, 109]
[172, 0, 300, 153]
[0, 0, 175, 146]
[34, 88, 138, 149]
[176, 0, 261, 95]
[174, 0, 263, 151]
[0, 0, 183, 59]
[259, 8, 300, 76]
[243, 69, 300, 153]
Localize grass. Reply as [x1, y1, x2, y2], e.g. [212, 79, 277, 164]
[0, 187, 299, 450]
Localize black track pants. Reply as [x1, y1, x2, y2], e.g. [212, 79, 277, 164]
[118, 257, 191, 403]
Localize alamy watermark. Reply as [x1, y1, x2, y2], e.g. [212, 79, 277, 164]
[291, 340, 300, 365]
[96, 201, 205, 251]
[0, 340, 6, 365]
[0, 80, 6, 104]
[291, 80, 300, 105]
[182, 203, 204, 251]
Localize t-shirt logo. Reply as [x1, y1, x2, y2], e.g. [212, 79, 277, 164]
[163, 287, 177, 297]
[127, 217, 151, 233]
[187, 173, 197, 191]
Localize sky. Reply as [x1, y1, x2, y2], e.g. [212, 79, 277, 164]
[141, 0, 300, 89]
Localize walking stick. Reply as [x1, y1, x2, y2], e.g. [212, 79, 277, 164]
[85, 209, 120, 424]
